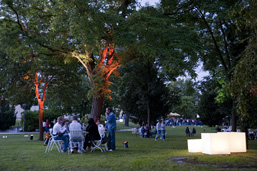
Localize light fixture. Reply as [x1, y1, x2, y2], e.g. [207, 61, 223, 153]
[187, 139, 202, 153]
[187, 132, 247, 155]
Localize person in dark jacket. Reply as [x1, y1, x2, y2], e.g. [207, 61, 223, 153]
[185, 127, 190, 136]
[84, 118, 100, 151]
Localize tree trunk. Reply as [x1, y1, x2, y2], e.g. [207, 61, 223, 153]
[38, 101, 44, 141]
[231, 98, 236, 132]
[147, 100, 151, 130]
[90, 94, 104, 120]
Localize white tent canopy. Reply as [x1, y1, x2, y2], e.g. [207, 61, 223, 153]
[168, 112, 181, 117]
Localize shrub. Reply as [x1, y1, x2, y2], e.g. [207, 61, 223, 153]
[23, 109, 64, 131]
[0, 100, 16, 130]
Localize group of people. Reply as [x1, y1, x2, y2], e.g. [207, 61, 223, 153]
[140, 124, 151, 138]
[155, 119, 166, 141]
[139, 120, 166, 140]
[185, 127, 196, 136]
[48, 107, 116, 153]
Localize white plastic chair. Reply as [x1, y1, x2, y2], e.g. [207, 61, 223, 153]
[68, 129, 84, 154]
[91, 127, 107, 152]
[45, 129, 63, 153]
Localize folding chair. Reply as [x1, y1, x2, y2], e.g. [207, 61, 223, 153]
[101, 133, 108, 151]
[91, 139, 104, 152]
[69, 129, 84, 154]
[91, 128, 107, 152]
[45, 129, 63, 153]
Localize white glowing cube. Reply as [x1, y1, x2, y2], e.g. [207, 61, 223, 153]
[218, 132, 246, 153]
[187, 139, 202, 153]
[201, 133, 231, 155]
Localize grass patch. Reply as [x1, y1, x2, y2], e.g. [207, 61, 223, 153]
[116, 120, 138, 130]
[0, 125, 256, 170]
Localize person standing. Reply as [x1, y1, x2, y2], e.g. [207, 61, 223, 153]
[185, 127, 190, 136]
[45, 119, 50, 133]
[53, 116, 69, 152]
[155, 120, 162, 141]
[119, 109, 123, 120]
[161, 120, 166, 141]
[105, 107, 116, 151]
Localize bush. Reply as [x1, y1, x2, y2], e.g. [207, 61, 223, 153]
[0, 99, 16, 130]
[24, 109, 63, 131]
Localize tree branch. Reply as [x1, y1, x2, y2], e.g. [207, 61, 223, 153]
[196, 7, 228, 72]
[100, 43, 109, 66]
[163, 0, 195, 16]
[7, 4, 24, 31]
[219, 18, 231, 69]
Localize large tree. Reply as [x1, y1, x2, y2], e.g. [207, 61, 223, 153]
[114, 57, 170, 126]
[1, 0, 200, 121]
[0, 16, 83, 140]
[0, 0, 137, 119]
[230, 0, 257, 135]
[161, 0, 252, 131]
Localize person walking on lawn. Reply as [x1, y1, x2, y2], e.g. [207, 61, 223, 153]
[155, 120, 162, 141]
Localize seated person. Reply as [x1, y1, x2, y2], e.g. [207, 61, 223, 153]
[82, 123, 86, 131]
[69, 116, 83, 153]
[64, 121, 70, 135]
[95, 118, 108, 144]
[52, 116, 69, 152]
[140, 126, 145, 138]
[84, 118, 100, 151]
[95, 118, 105, 137]
[145, 124, 150, 138]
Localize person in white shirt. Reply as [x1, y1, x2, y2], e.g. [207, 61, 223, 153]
[155, 120, 162, 141]
[43, 121, 46, 132]
[69, 115, 83, 153]
[161, 120, 166, 141]
[53, 116, 69, 152]
[95, 118, 105, 138]
[69, 116, 82, 130]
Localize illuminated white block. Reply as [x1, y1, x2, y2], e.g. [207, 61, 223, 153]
[218, 132, 246, 153]
[201, 133, 231, 155]
[187, 139, 202, 153]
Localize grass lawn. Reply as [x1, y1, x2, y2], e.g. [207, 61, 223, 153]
[0, 122, 257, 171]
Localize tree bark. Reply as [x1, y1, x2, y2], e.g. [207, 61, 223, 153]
[34, 73, 48, 141]
[90, 94, 104, 120]
[147, 100, 151, 129]
[38, 101, 44, 141]
[231, 98, 236, 132]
